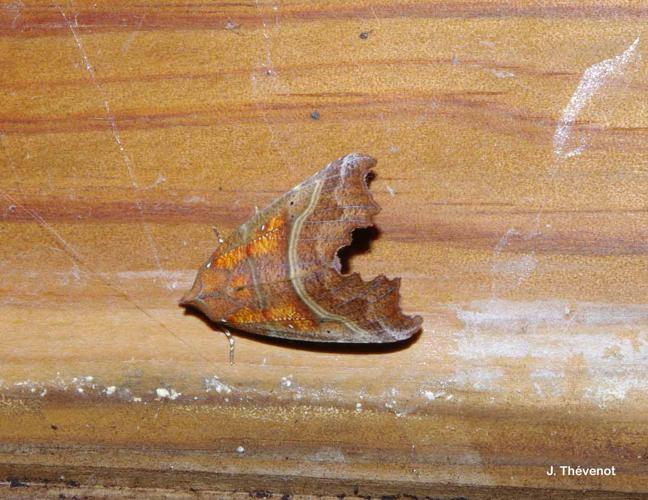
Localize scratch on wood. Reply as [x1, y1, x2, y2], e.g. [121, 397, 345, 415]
[251, 0, 299, 171]
[121, 14, 145, 54]
[0, 190, 209, 364]
[0, 189, 83, 265]
[56, 3, 171, 290]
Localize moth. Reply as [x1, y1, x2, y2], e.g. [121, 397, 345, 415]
[181, 153, 422, 353]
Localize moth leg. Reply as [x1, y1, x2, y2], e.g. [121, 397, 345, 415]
[221, 326, 235, 365]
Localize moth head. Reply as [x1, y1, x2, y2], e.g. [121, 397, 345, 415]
[179, 258, 230, 320]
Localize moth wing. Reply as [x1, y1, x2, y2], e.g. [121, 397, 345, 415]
[247, 153, 421, 342]
[183, 153, 422, 343]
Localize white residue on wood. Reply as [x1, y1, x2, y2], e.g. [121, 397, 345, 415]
[553, 37, 640, 159]
[204, 376, 233, 394]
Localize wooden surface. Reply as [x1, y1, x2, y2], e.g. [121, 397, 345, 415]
[1, 0, 648, 497]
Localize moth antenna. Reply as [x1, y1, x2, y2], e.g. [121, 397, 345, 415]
[212, 226, 225, 245]
[221, 326, 235, 364]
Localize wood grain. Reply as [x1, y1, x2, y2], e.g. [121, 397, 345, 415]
[1, 0, 647, 496]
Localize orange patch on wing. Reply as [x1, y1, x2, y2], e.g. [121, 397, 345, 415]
[248, 214, 285, 257]
[263, 303, 315, 330]
[266, 214, 284, 232]
[228, 307, 265, 324]
[228, 302, 315, 330]
[214, 215, 286, 270]
[247, 232, 279, 257]
[230, 275, 247, 288]
[213, 246, 246, 270]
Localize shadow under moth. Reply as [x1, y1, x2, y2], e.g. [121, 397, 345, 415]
[180, 153, 422, 359]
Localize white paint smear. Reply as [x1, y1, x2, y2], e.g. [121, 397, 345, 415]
[493, 228, 520, 255]
[102, 270, 195, 291]
[421, 389, 448, 401]
[280, 375, 293, 389]
[454, 300, 648, 369]
[155, 387, 181, 400]
[530, 368, 566, 398]
[307, 447, 347, 463]
[492, 254, 537, 278]
[457, 299, 648, 330]
[492, 69, 515, 78]
[491, 228, 537, 295]
[491, 254, 537, 289]
[553, 37, 640, 159]
[585, 375, 648, 407]
[204, 376, 233, 394]
[453, 367, 505, 392]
